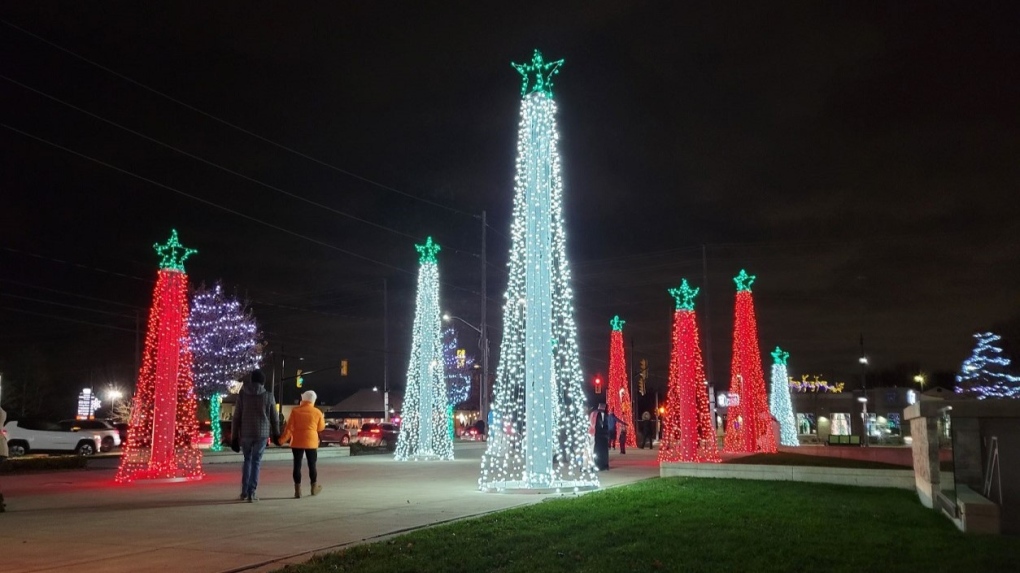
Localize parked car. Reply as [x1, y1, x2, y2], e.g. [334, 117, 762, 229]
[356, 422, 399, 447]
[196, 420, 232, 448]
[109, 421, 129, 445]
[59, 419, 121, 452]
[459, 425, 486, 441]
[4, 419, 104, 456]
[320, 423, 353, 446]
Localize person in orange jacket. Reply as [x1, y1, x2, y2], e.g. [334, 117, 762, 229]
[280, 390, 326, 498]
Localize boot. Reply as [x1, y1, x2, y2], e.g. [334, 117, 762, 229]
[294, 484, 301, 499]
[311, 482, 322, 496]
[0, 492, 5, 513]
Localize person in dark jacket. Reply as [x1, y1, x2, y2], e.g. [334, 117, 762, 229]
[230, 369, 280, 502]
[590, 403, 610, 471]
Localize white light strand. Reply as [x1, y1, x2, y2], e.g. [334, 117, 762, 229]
[395, 257, 454, 460]
[769, 361, 799, 446]
[956, 332, 1020, 399]
[479, 91, 598, 492]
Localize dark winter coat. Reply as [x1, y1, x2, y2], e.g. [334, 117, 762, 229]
[230, 379, 279, 443]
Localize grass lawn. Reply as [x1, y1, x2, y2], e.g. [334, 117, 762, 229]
[725, 451, 908, 470]
[276, 478, 1018, 573]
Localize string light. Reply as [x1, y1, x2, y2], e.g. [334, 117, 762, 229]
[723, 270, 776, 454]
[116, 230, 203, 482]
[956, 332, 1020, 399]
[395, 237, 454, 461]
[479, 51, 598, 492]
[658, 280, 720, 463]
[443, 328, 474, 407]
[769, 347, 799, 447]
[189, 282, 262, 450]
[606, 316, 636, 449]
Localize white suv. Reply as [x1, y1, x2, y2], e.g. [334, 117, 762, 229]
[4, 419, 104, 456]
[59, 419, 121, 452]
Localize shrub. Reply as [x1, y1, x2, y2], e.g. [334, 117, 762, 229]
[0, 455, 89, 474]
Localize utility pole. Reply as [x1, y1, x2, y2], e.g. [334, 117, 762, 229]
[859, 333, 869, 448]
[702, 244, 717, 428]
[630, 336, 636, 418]
[480, 210, 489, 429]
[383, 278, 390, 422]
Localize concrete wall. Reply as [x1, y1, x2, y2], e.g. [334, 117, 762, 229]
[779, 445, 913, 467]
[660, 462, 914, 490]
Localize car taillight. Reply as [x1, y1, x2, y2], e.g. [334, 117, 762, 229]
[371, 428, 381, 434]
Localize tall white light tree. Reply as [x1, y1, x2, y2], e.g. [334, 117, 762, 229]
[395, 237, 454, 460]
[479, 50, 599, 492]
[769, 347, 799, 446]
[189, 283, 262, 450]
[956, 332, 1020, 399]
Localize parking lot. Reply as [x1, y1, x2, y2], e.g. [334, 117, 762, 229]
[1, 441, 659, 573]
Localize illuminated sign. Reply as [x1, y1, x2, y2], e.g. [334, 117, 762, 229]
[788, 374, 845, 393]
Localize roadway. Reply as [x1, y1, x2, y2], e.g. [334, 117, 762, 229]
[1, 442, 660, 573]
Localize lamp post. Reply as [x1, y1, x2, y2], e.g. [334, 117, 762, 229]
[858, 354, 869, 447]
[443, 313, 490, 429]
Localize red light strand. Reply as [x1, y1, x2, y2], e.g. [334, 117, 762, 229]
[658, 309, 720, 463]
[606, 329, 637, 448]
[723, 290, 776, 453]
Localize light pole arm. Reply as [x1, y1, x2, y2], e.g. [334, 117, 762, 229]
[444, 314, 482, 334]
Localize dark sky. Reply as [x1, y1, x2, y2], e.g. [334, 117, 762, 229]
[2, 3, 1018, 411]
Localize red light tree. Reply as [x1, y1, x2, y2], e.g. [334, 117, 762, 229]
[659, 280, 720, 463]
[723, 270, 776, 453]
[116, 230, 204, 482]
[606, 316, 636, 449]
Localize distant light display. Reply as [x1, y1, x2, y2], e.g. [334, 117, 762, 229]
[479, 51, 598, 492]
[658, 280, 720, 463]
[189, 282, 262, 451]
[116, 230, 203, 482]
[723, 270, 776, 454]
[395, 237, 454, 461]
[606, 316, 636, 449]
[788, 374, 845, 393]
[956, 332, 1020, 399]
[769, 347, 799, 447]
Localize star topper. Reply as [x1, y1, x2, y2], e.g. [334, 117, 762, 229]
[733, 269, 756, 292]
[415, 236, 441, 264]
[610, 315, 626, 331]
[154, 229, 197, 272]
[668, 279, 699, 311]
[512, 49, 564, 97]
[771, 346, 789, 366]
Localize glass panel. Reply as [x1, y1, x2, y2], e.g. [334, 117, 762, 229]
[831, 413, 852, 436]
[796, 413, 816, 435]
[937, 407, 955, 504]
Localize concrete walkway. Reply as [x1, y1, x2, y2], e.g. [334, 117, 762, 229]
[1, 442, 660, 573]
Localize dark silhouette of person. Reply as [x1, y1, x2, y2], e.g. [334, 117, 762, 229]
[590, 403, 610, 470]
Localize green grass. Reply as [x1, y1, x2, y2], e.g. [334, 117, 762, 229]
[725, 452, 908, 470]
[276, 478, 1018, 573]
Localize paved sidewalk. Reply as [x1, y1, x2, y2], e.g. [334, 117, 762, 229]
[1, 442, 659, 573]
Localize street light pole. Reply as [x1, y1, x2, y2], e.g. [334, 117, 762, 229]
[859, 334, 868, 448]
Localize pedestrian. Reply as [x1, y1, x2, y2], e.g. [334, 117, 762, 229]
[607, 411, 618, 450]
[0, 405, 8, 512]
[590, 403, 610, 470]
[639, 411, 654, 449]
[280, 390, 325, 498]
[618, 417, 629, 454]
[230, 369, 280, 502]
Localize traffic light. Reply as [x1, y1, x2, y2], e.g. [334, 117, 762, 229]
[638, 359, 648, 396]
[593, 375, 604, 394]
[296, 369, 304, 388]
[340, 360, 348, 377]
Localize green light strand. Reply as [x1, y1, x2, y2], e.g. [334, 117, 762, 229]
[154, 229, 197, 272]
[209, 393, 223, 451]
[668, 278, 699, 310]
[415, 236, 441, 264]
[609, 315, 626, 331]
[771, 346, 789, 366]
[511, 49, 564, 97]
[734, 269, 755, 292]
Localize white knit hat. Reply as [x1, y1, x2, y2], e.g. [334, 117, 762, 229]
[301, 390, 317, 404]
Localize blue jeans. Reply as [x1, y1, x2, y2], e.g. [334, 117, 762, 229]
[240, 438, 267, 498]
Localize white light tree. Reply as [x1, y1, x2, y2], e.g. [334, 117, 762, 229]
[769, 347, 799, 446]
[956, 332, 1020, 399]
[189, 282, 262, 450]
[395, 237, 454, 460]
[479, 50, 598, 492]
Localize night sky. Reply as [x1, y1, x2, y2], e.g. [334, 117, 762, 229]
[2, 3, 1018, 415]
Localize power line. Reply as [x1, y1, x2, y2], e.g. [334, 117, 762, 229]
[0, 278, 145, 309]
[4, 122, 410, 273]
[1, 18, 477, 218]
[0, 293, 138, 320]
[1, 306, 136, 333]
